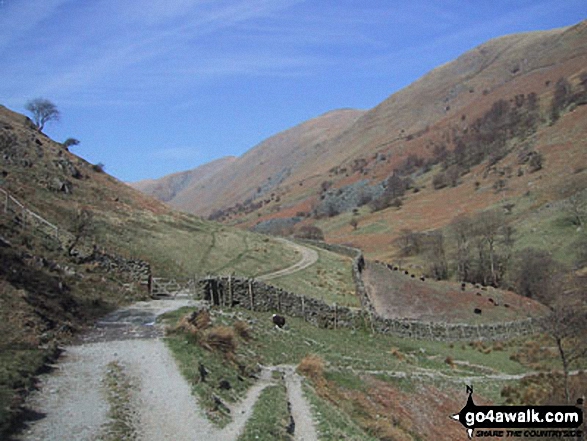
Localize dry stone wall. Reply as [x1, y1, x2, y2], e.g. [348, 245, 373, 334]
[175, 239, 544, 341]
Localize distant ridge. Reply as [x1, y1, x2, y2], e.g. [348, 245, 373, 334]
[129, 156, 236, 204]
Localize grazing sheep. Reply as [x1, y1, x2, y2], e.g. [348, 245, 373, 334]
[272, 314, 286, 328]
[420, 276, 426, 282]
[474, 308, 482, 314]
[488, 298, 495, 304]
[461, 283, 466, 291]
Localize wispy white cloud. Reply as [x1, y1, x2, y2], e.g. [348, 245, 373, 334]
[150, 147, 201, 161]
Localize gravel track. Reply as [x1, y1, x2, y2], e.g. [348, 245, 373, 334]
[15, 299, 318, 441]
[258, 239, 318, 281]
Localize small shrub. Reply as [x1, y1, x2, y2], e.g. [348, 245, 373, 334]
[444, 356, 456, 369]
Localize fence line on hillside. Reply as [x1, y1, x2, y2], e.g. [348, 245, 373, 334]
[0, 186, 74, 243]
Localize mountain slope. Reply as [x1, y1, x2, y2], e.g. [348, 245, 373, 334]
[0, 104, 301, 435]
[140, 108, 365, 217]
[135, 20, 587, 266]
[140, 21, 586, 218]
[129, 155, 236, 203]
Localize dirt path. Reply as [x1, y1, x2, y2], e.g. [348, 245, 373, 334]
[258, 239, 318, 281]
[15, 299, 318, 441]
[281, 366, 318, 441]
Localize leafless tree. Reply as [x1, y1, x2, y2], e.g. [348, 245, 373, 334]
[25, 98, 60, 132]
[68, 208, 94, 255]
[568, 192, 586, 228]
[541, 292, 587, 404]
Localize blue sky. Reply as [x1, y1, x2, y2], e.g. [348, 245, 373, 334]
[1, 1, 585, 182]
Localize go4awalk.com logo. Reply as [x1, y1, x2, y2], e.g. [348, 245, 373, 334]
[451, 386, 584, 439]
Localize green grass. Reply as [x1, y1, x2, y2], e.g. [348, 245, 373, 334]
[511, 203, 584, 266]
[164, 333, 256, 427]
[101, 361, 137, 441]
[163, 307, 532, 389]
[163, 305, 576, 438]
[0, 348, 53, 434]
[237, 383, 292, 441]
[269, 245, 359, 307]
[99, 212, 301, 279]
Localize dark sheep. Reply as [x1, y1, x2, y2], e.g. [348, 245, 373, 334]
[474, 308, 482, 314]
[488, 298, 495, 304]
[272, 314, 286, 328]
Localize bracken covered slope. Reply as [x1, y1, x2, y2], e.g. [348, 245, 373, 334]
[137, 20, 587, 266]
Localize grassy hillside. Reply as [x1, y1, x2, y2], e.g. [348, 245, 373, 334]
[162, 305, 586, 440]
[137, 21, 587, 242]
[0, 104, 300, 435]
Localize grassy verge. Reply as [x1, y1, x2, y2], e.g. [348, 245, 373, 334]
[237, 383, 292, 441]
[101, 361, 137, 441]
[0, 348, 56, 435]
[163, 305, 584, 439]
[269, 245, 358, 307]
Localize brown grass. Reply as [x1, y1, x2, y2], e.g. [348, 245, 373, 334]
[297, 354, 326, 385]
[233, 320, 252, 340]
[389, 347, 405, 361]
[444, 356, 456, 369]
[203, 326, 237, 355]
[174, 309, 211, 335]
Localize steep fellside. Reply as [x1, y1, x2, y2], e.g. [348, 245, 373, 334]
[145, 108, 366, 217]
[138, 21, 587, 229]
[0, 104, 300, 436]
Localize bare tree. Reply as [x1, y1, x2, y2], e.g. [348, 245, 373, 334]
[25, 98, 60, 132]
[451, 215, 474, 282]
[472, 209, 504, 286]
[541, 294, 587, 404]
[512, 248, 562, 303]
[568, 192, 586, 228]
[68, 208, 94, 255]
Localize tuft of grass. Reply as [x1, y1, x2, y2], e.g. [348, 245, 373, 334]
[203, 326, 237, 355]
[233, 320, 252, 340]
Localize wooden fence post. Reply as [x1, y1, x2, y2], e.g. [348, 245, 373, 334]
[228, 274, 233, 307]
[301, 296, 305, 321]
[248, 280, 254, 310]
